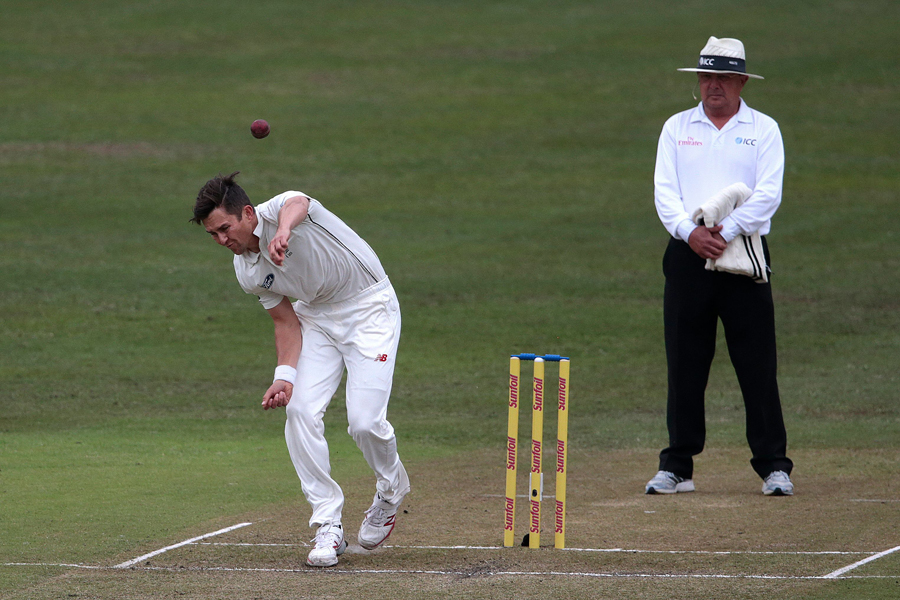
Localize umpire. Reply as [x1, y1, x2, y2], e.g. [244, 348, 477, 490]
[645, 37, 794, 496]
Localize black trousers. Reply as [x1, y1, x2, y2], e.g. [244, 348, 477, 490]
[658, 237, 792, 480]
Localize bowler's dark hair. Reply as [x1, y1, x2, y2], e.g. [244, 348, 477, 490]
[191, 171, 252, 224]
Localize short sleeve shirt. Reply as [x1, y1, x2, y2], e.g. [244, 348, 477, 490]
[233, 192, 387, 310]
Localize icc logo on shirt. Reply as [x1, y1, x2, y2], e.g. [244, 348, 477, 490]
[735, 137, 757, 146]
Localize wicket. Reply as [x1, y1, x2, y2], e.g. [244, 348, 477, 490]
[504, 353, 570, 549]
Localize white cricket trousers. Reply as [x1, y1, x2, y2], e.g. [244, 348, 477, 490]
[284, 278, 410, 527]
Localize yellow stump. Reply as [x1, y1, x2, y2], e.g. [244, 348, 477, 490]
[555, 359, 570, 549]
[529, 358, 545, 548]
[503, 357, 520, 547]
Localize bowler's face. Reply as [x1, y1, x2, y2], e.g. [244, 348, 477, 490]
[203, 205, 256, 255]
[699, 73, 748, 115]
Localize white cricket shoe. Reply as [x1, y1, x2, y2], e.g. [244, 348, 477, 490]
[645, 470, 695, 494]
[358, 493, 400, 550]
[762, 471, 794, 496]
[306, 524, 347, 568]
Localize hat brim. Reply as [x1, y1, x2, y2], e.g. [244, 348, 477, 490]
[678, 67, 764, 80]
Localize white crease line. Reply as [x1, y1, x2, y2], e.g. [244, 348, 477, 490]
[4, 562, 896, 580]
[561, 548, 870, 556]
[385, 545, 870, 556]
[192, 542, 871, 556]
[192, 542, 869, 555]
[136, 565, 872, 580]
[114, 522, 253, 569]
[2, 563, 100, 569]
[198, 542, 311, 548]
[824, 544, 900, 579]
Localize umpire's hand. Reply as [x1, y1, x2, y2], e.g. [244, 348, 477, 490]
[689, 225, 727, 260]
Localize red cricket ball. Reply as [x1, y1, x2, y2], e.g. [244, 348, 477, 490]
[250, 119, 270, 139]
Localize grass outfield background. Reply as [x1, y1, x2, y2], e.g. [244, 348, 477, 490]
[1, 1, 898, 598]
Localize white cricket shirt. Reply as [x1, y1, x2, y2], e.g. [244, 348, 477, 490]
[233, 191, 387, 310]
[654, 100, 785, 242]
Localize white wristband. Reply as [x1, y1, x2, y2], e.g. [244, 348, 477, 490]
[273, 365, 297, 384]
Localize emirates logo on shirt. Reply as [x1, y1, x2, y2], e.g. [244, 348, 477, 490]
[678, 137, 703, 146]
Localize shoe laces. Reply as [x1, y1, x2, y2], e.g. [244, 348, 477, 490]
[365, 505, 391, 527]
[311, 525, 342, 549]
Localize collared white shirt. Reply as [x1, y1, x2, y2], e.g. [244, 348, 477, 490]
[654, 100, 785, 242]
[233, 191, 387, 310]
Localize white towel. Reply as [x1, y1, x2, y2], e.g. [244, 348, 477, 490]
[691, 183, 769, 283]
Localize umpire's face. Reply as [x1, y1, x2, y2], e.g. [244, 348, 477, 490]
[203, 204, 257, 255]
[698, 72, 748, 116]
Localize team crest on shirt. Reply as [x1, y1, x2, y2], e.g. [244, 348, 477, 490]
[262, 273, 275, 290]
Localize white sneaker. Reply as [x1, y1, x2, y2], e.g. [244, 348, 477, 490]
[645, 470, 695, 494]
[358, 493, 400, 550]
[306, 524, 347, 568]
[762, 471, 794, 496]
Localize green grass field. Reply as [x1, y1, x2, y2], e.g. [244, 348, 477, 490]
[2, 1, 898, 598]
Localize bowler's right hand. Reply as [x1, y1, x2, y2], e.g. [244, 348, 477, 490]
[262, 380, 293, 410]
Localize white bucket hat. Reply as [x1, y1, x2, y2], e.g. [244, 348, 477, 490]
[677, 36, 764, 80]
